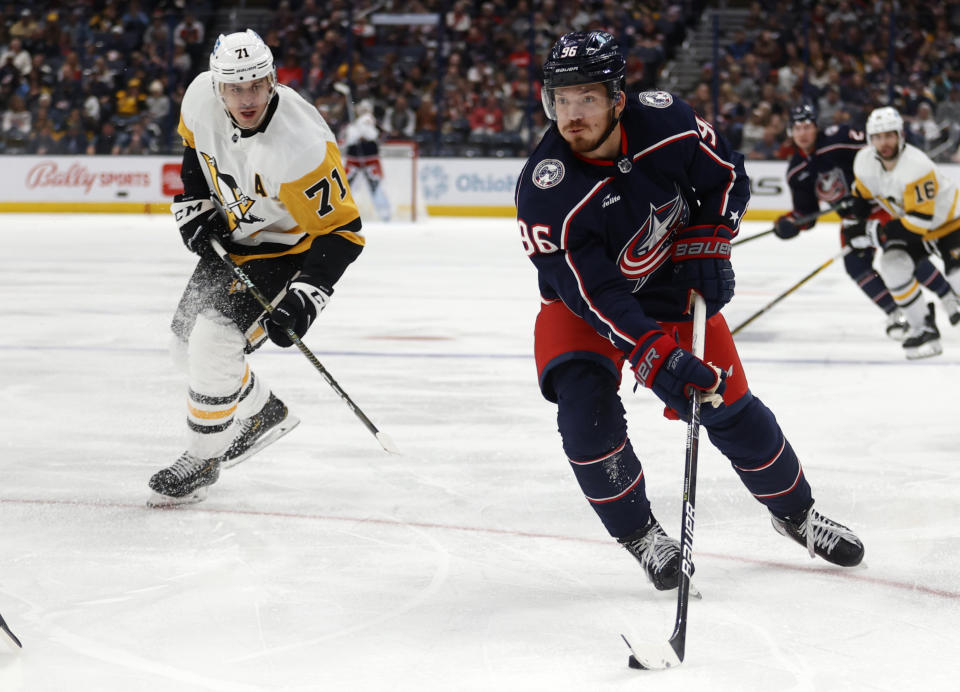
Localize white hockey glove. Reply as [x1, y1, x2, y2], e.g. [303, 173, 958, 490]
[841, 218, 880, 250]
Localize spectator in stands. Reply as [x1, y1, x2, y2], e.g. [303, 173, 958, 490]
[173, 11, 205, 72]
[9, 9, 39, 44]
[745, 124, 782, 160]
[117, 119, 156, 155]
[725, 29, 753, 61]
[29, 121, 57, 154]
[87, 120, 119, 155]
[382, 95, 416, 140]
[143, 9, 170, 50]
[2, 93, 31, 150]
[468, 94, 503, 135]
[936, 84, 960, 125]
[1, 37, 31, 77]
[741, 102, 771, 152]
[115, 78, 146, 123]
[817, 85, 845, 126]
[145, 79, 170, 123]
[58, 113, 90, 155]
[908, 102, 942, 151]
[276, 51, 304, 90]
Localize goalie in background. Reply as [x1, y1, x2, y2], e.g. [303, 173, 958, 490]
[342, 100, 392, 222]
[774, 101, 959, 341]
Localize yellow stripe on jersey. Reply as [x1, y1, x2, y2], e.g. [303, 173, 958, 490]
[902, 170, 937, 225]
[278, 141, 364, 248]
[178, 113, 196, 149]
[853, 179, 874, 200]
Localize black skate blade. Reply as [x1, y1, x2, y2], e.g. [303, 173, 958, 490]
[0, 614, 22, 649]
[146, 487, 208, 509]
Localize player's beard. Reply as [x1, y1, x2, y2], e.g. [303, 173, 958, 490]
[562, 116, 612, 154]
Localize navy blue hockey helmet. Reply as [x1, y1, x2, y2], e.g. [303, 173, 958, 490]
[789, 101, 818, 127]
[541, 31, 626, 120]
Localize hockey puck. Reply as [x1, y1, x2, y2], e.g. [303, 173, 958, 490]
[628, 655, 643, 669]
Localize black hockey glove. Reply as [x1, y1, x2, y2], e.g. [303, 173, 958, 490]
[630, 331, 726, 421]
[672, 225, 735, 315]
[774, 214, 801, 239]
[170, 194, 228, 257]
[262, 279, 331, 347]
[835, 195, 873, 220]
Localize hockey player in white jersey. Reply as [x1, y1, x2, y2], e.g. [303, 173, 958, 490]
[848, 106, 960, 359]
[342, 100, 392, 222]
[148, 29, 364, 505]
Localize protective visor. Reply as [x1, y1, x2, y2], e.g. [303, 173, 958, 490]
[541, 81, 619, 121]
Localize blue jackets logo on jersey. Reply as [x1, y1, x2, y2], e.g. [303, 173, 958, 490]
[617, 187, 689, 289]
[532, 159, 565, 189]
[815, 166, 849, 203]
[638, 90, 673, 108]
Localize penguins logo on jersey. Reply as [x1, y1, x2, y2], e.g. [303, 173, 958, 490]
[617, 186, 689, 290]
[532, 159, 565, 189]
[815, 166, 849, 203]
[200, 152, 265, 230]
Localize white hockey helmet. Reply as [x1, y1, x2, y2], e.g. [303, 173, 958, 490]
[866, 106, 905, 153]
[209, 30, 277, 125]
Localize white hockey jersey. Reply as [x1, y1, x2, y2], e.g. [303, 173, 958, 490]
[342, 112, 380, 148]
[852, 143, 960, 241]
[178, 72, 363, 263]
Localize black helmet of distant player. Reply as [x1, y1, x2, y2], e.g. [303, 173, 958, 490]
[541, 31, 626, 150]
[788, 101, 818, 133]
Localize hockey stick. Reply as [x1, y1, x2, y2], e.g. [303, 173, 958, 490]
[622, 291, 707, 670]
[731, 247, 850, 336]
[0, 611, 22, 649]
[332, 82, 354, 122]
[733, 202, 844, 246]
[208, 237, 400, 455]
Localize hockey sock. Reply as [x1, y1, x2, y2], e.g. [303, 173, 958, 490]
[186, 310, 247, 459]
[915, 257, 953, 297]
[553, 360, 651, 537]
[705, 396, 812, 517]
[233, 365, 271, 419]
[845, 252, 896, 313]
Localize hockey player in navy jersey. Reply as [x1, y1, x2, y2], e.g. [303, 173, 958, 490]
[775, 102, 959, 339]
[515, 31, 864, 591]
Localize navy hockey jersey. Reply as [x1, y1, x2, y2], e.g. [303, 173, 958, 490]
[515, 91, 749, 356]
[785, 124, 865, 220]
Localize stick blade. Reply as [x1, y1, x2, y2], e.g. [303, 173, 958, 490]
[0, 615, 22, 650]
[376, 432, 401, 455]
[621, 634, 681, 670]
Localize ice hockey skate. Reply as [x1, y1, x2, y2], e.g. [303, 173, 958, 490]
[618, 515, 685, 591]
[902, 303, 942, 359]
[941, 291, 960, 326]
[147, 453, 220, 507]
[217, 393, 300, 469]
[884, 309, 909, 340]
[771, 500, 864, 566]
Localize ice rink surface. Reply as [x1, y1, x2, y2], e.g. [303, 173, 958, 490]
[1, 214, 959, 691]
